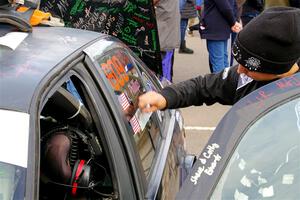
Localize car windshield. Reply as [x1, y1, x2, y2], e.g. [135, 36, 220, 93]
[0, 161, 26, 200]
[211, 97, 300, 199]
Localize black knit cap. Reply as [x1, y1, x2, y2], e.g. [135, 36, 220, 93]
[233, 7, 300, 74]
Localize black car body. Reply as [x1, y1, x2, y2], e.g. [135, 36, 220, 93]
[177, 71, 300, 199]
[0, 19, 193, 199]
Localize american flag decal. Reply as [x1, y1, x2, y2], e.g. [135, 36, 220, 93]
[118, 93, 130, 111]
[125, 63, 133, 72]
[130, 115, 141, 134]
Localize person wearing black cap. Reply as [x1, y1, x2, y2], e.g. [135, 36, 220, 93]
[138, 6, 300, 112]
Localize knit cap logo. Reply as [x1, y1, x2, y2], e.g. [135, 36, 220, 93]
[245, 57, 261, 71]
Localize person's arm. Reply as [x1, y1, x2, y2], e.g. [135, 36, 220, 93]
[139, 66, 240, 112]
[161, 67, 239, 109]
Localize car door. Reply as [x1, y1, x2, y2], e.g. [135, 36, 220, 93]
[37, 55, 137, 199]
[132, 58, 188, 200]
[84, 39, 187, 199]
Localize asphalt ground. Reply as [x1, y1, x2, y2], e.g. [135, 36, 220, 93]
[172, 31, 231, 156]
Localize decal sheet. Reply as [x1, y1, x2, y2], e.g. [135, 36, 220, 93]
[0, 110, 29, 167]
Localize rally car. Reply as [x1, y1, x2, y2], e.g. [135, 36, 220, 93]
[177, 68, 300, 199]
[0, 10, 194, 200]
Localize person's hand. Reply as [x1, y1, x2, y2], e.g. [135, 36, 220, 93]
[138, 91, 167, 113]
[231, 22, 242, 33]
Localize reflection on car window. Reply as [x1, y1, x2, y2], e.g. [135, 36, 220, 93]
[97, 49, 159, 178]
[211, 97, 300, 199]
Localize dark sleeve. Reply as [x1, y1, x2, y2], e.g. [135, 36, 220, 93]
[213, 0, 236, 26]
[160, 66, 240, 109]
[289, 0, 300, 8]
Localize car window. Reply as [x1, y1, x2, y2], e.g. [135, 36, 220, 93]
[39, 75, 116, 199]
[136, 60, 166, 127]
[0, 162, 26, 200]
[211, 97, 300, 199]
[96, 49, 160, 178]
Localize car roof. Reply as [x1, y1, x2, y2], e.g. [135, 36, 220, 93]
[0, 25, 109, 113]
[177, 72, 300, 199]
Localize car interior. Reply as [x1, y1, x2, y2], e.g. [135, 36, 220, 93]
[39, 76, 116, 200]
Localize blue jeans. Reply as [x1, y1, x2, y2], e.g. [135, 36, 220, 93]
[180, 18, 188, 42]
[206, 40, 229, 73]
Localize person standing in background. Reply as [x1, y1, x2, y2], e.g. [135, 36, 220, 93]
[200, 0, 242, 73]
[179, 0, 197, 54]
[154, 0, 180, 82]
[138, 7, 300, 114]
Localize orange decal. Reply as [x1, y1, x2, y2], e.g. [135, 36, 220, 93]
[101, 62, 121, 91]
[101, 56, 130, 91]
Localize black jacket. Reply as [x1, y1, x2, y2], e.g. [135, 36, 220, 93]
[242, 0, 264, 15]
[290, 0, 300, 8]
[160, 65, 298, 109]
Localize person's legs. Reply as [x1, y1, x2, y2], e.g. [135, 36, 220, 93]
[189, 23, 199, 31]
[179, 18, 194, 54]
[206, 40, 227, 73]
[180, 18, 188, 42]
[187, 17, 196, 36]
[170, 49, 175, 82]
[161, 50, 174, 82]
[188, 17, 195, 29]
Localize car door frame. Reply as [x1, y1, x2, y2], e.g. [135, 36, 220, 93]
[28, 52, 139, 199]
[129, 53, 184, 199]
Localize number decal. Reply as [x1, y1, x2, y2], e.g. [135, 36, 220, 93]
[101, 55, 130, 91]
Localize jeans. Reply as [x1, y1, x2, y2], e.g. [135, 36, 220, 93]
[206, 40, 229, 73]
[180, 18, 188, 42]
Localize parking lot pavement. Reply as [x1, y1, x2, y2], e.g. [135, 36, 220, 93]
[173, 32, 231, 155]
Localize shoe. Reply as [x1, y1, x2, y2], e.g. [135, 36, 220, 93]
[179, 40, 194, 54]
[188, 28, 193, 34]
[187, 28, 193, 36]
